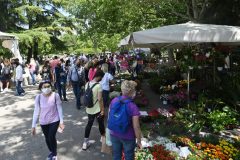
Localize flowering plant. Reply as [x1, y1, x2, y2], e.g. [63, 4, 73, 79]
[149, 145, 175, 160]
[135, 148, 154, 160]
[172, 136, 205, 159]
[177, 79, 196, 88]
[168, 89, 188, 107]
[197, 139, 239, 160]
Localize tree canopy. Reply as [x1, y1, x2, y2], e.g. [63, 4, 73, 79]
[0, 0, 239, 59]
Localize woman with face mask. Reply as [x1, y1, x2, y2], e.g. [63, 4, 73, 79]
[31, 81, 64, 160]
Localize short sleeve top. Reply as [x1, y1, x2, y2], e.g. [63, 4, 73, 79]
[85, 81, 102, 114]
[109, 96, 140, 140]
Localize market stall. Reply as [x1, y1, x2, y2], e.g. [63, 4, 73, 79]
[119, 22, 240, 48]
[117, 23, 240, 159]
[0, 31, 22, 63]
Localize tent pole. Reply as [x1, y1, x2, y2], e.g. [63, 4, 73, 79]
[187, 70, 190, 107]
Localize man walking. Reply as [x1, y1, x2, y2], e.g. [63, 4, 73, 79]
[14, 60, 25, 96]
[67, 59, 85, 109]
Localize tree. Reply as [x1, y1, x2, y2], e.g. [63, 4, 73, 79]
[0, 0, 75, 61]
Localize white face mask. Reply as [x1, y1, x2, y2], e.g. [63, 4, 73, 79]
[41, 87, 52, 95]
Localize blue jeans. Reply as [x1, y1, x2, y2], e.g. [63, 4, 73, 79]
[30, 72, 36, 85]
[16, 80, 25, 95]
[111, 135, 136, 160]
[102, 90, 110, 108]
[71, 81, 82, 108]
[56, 82, 66, 100]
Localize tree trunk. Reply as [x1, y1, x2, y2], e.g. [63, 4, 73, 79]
[192, 0, 199, 20]
[27, 47, 33, 63]
[33, 40, 38, 60]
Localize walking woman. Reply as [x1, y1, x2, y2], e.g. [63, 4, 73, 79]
[31, 81, 64, 160]
[82, 70, 105, 150]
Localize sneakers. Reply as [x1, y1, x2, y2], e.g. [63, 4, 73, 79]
[2, 88, 8, 93]
[63, 98, 68, 102]
[46, 152, 53, 160]
[19, 93, 25, 96]
[46, 153, 57, 160]
[82, 142, 90, 150]
[52, 156, 58, 160]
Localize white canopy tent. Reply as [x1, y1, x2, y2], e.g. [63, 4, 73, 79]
[0, 31, 22, 63]
[119, 22, 240, 102]
[119, 22, 240, 48]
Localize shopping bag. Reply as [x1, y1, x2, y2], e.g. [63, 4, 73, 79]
[101, 136, 112, 154]
[106, 128, 112, 146]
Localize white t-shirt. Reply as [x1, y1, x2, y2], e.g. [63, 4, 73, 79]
[100, 73, 113, 91]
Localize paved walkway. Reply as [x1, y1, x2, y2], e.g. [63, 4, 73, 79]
[0, 86, 111, 160]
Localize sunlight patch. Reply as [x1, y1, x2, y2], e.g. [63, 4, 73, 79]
[82, 116, 88, 120]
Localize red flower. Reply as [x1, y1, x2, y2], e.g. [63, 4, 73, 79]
[149, 145, 175, 160]
[148, 109, 160, 117]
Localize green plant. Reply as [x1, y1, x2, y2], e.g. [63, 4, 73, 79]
[153, 118, 189, 137]
[174, 101, 208, 133]
[149, 77, 163, 94]
[191, 134, 219, 145]
[206, 106, 239, 133]
[143, 72, 158, 79]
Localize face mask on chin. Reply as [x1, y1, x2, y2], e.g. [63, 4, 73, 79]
[41, 87, 52, 95]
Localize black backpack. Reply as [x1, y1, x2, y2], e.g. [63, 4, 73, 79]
[83, 82, 99, 108]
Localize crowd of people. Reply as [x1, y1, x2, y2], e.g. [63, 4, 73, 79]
[21, 53, 145, 160]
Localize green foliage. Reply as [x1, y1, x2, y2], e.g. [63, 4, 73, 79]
[2, 0, 240, 57]
[149, 77, 162, 94]
[175, 107, 207, 133]
[175, 95, 239, 133]
[206, 107, 239, 133]
[0, 47, 12, 58]
[143, 72, 158, 79]
[191, 134, 220, 145]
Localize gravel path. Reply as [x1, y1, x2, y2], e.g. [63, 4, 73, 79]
[0, 86, 112, 160]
